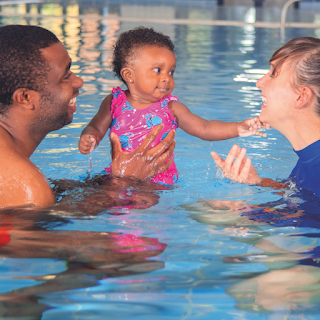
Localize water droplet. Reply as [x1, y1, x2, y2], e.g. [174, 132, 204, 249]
[88, 152, 92, 173]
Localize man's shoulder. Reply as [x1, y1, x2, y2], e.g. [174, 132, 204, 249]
[0, 125, 15, 149]
[0, 126, 33, 172]
[0, 127, 55, 208]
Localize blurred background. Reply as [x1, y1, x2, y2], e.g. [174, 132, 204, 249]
[0, 0, 320, 25]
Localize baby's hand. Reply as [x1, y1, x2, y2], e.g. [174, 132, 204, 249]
[238, 117, 270, 137]
[79, 134, 97, 154]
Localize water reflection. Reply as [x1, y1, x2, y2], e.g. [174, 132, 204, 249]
[1, 1, 320, 25]
[1, 5, 320, 318]
[227, 265, 320, 313]
[52, 175, 170, 215]
[0, 180, 167, 318]
[185, 195, 320, 314]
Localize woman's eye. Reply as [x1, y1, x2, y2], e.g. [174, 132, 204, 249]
[268, 70, 275, 78]
[153, 68, 161, 73]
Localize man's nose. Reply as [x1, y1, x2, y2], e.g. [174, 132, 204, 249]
[73, 74, 83, 88]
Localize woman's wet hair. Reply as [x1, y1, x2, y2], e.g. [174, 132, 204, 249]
[270, 37, 320, 115]
[0, 25, 59, 115]
[112, 26, 175, 85]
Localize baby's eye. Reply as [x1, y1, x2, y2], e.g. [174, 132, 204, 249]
[153, 68, 161, 73]
[169, 70, 175, 76]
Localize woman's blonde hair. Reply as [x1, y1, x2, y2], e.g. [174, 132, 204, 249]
[271, 37, 320, 114]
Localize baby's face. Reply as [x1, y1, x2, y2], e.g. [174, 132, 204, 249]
[129, 45, 176, 103]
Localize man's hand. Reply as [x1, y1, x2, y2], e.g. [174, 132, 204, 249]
[211, 144, 262, 184]
[111, 125, 175, 180]
[238, 117, 270, 137]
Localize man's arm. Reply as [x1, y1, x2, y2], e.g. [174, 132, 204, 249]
[111, 124, 175, 180]
[0, 153, 55, 208]
[0, 124, 175, 209]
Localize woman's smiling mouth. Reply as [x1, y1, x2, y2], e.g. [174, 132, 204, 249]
[261, 96, 267, 108]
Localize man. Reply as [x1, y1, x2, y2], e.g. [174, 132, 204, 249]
[0, 25, 175, 209]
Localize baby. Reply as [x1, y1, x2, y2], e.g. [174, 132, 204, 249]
[79, 27, 268, 184]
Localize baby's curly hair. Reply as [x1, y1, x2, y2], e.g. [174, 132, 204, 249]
[112, 27, 175, 84]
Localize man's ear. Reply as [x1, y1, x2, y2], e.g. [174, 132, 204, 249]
[11, 89, 36, 110]
[121, 67, 134, 84]
[296, 87, 313, 109]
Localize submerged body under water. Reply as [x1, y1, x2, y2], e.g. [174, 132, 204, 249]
[1, 12, 320, 319]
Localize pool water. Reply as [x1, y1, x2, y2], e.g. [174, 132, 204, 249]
[2, 9, 320, 320]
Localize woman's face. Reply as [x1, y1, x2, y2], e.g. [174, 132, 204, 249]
[256, 60, 299, 132]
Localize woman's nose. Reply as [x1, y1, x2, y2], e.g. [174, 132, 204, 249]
[256, 74, 265, 89]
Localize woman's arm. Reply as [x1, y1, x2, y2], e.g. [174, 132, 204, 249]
[79, 94, 113, 154]
[170, 101, 269, 141]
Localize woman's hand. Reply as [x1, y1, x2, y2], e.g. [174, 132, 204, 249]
[111, 125, 175, 180]
[211, 144, 262, 184]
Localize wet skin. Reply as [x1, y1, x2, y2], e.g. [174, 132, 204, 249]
[0, 41, 176, 209]
[211, 60, 320, 187]
[0, 42, 83, 209]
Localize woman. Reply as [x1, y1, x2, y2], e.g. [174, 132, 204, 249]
[212, 37, 320, 198]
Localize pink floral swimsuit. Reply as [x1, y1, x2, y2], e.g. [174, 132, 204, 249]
[106, 87, 179, 185]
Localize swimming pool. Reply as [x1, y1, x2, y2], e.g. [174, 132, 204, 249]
[2, 4, 320, 319]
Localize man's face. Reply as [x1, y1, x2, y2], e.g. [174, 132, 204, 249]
[35, 41, 83, 133]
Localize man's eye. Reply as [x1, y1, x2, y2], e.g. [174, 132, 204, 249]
[153, 68, 161, 73]
[64, 72, 72, 80]
[169, 70, 175, 76]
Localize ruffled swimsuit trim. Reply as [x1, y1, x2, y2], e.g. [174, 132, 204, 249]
[106, 87, 179, 185]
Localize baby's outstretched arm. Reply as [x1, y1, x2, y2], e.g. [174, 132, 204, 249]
[79, 94, 113, 154]
[170, 101, 269, 140]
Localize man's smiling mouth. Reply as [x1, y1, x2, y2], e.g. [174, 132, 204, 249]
[69, 97, 76, 106]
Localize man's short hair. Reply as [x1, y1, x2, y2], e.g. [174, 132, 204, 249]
[0, 25, 59, 114]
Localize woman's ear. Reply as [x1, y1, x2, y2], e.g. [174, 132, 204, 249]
[121, 67, 134, 84]
[296, 87, 313, 109]
[12, 89, 35, 110]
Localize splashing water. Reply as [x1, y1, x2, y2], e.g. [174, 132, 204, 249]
[88, 152, 92, 173]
